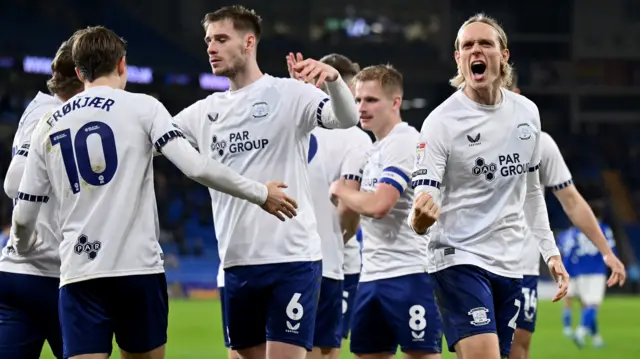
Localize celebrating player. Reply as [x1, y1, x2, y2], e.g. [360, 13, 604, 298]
[288, 52, 370, 359]
[331, 65, 443, 359]
[559, 204, 616, 349]
[10, 25, 295, 359]
[507, 77, 626, 359]
[172, 6, 359, 359]
[0, 35, 83, 359]
[410, 14, 568, 359]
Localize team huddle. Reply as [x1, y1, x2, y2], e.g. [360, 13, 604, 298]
[0, 5, 628, 359]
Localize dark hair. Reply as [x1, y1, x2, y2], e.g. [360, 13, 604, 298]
[72, 26, 127, 83]
[202, 5, 262, 40]
[353, 64, 404, 95]
[319, 54, 359, 80]
[47, 36, 83, 100]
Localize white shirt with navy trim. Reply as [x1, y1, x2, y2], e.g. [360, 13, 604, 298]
[412, 89, 552, 279]
[16, 86, 175, 286]
[0, 92, 63, 278]
[521, 131, 573, 275]
[173, 74, 358, 268]
[308, 126, 371, 279]
[359, 122, 428, 282]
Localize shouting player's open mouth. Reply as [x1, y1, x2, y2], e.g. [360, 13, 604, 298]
[470, 61, 487, 82]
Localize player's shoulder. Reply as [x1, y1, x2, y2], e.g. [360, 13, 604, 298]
[270, 75, 325, 96]
[504, 90, 539, 117]
[344, 126, 373, 147]
[18, 92, 61, 128]
[421, 91, 467, 133]
[385, 123, 419, 151]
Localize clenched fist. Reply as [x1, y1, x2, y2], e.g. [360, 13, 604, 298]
[411, 192, 440, 234]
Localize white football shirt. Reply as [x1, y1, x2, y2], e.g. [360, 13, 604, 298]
[359, 123, 428, 282]
[343, 235, 361, 275]
[308, 126, 370, 279]
[521, 131, 573, 275]
[16, 86, 179, 286]
[0, 92, 62, 277]
[412, 89, 558, 279]
[173, 75, 359, 268]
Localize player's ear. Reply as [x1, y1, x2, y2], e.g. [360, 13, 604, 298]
[74, 67, 85, 82]
[454, 50, 461, 65]
[117, 56, 127, 76]
[393, 96, 402, 111]
[245, 34, 256, 52]
[502, 48, 510, 64]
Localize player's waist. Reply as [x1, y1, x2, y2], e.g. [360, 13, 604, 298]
[0, 259, 61, 278]
[428, 246, 523, 279]
[59, 266, 165, 287]
[359, 265, 427, 282]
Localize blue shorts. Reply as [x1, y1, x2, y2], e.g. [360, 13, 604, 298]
[219, 287, 230, 347]
[58, 273, 168, 358]
[224, 261, 322, 351]
[342, 273, 360, 339]
[431, 265, 522, 357]
[516, 275, 539, 333]
[0, 271, 62, 359]
[313, 277, 343, 348]
[350, 272, 442, 354]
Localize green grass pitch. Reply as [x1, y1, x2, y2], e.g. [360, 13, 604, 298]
[40, 297, 639, 358]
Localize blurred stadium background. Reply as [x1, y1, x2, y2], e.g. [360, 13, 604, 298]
[1, 0, 640, 357]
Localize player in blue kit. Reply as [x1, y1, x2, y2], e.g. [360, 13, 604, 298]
[0, 35, 83, 359]
[561, 205, 616, 349]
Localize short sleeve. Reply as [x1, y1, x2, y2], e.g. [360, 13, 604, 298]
[291, 80, 331, 134]
[411, 117, 448, 193]
[340, 134, 371, 183]
[145, 98, 186, 153]
[538, 132, 573, 191]
[378, 137, 414, 195]
[172, 100, 203, 145]
[16, 129, 51, 202]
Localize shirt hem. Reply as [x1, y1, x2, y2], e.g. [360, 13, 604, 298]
[428, 260, 523, 279]
[359, 266, 427, 282]
[223, 254, 323, 269]
[60, 267, 165, 287]
[0, 263, 60, 278]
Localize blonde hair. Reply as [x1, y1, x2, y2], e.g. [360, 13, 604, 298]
[449, 13, 513, 90]
[353, 64, 403, 96]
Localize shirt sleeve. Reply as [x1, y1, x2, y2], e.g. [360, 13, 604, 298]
[524, 123, 560, 263]
[11, 127, 51, 253]
[378, 137, 414, 196]
[538, 132, 573, 191]
[293, 77, 359, 134]
[172, 100, 202, 145]
[411, 116, 449, 203]
[340, 134, 371, 183]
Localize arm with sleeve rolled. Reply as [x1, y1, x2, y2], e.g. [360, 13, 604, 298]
[297, 76, 359, 132]
[408, 116, 449, 234]
[150, 100, 268, 205]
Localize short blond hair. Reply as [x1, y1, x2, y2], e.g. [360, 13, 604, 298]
[449, 13, 513, 90]
[353, 64, 403, 96]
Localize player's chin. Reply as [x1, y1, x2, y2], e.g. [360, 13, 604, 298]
[360, 118, 373, 130]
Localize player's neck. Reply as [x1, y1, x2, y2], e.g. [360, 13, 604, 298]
[373, 116, 402, 141]
[463, 84, 502, 106]
[228, 62, 263, 91]
[85, 76, 120, 90]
